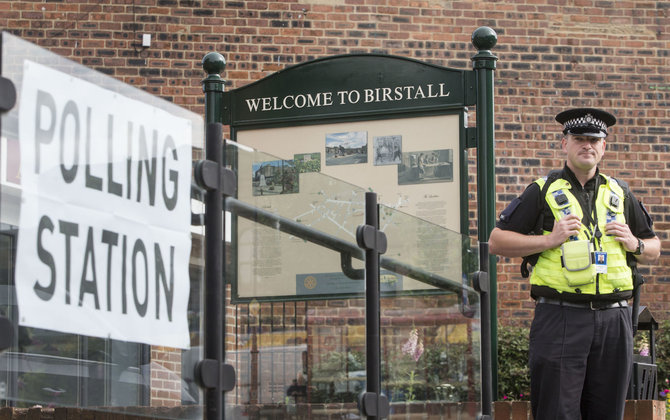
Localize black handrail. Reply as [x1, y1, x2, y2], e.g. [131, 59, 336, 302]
[225, 197, 476, 297]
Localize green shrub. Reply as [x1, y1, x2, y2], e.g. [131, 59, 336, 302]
[652, 321, 670, 419]
[655, 320, 670, 393]
[497, 319, 670, 405]
[497, 325, 531, 401]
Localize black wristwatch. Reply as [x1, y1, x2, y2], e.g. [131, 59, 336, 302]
[634, 238, 645, 255]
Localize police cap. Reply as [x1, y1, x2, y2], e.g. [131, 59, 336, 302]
[555, 107, 616, 138]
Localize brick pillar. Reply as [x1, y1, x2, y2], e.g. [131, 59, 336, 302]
[150, 346, 183, 406]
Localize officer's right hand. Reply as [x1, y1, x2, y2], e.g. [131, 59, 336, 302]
[549, 214, 582, 247]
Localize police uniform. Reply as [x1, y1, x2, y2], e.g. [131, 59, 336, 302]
[496, 108, 657, 420]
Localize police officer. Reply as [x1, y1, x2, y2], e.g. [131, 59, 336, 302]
[489, 107, 660, 420]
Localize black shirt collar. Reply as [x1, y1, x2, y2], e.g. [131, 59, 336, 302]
[562, 163, 600, 192]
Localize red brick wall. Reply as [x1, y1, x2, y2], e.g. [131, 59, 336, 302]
[150, 346, 183, 406]
[0, 401, 664, 420]
[493, 399, 666, 420]
[1, 0, 668, 326]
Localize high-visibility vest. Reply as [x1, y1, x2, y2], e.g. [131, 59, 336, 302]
[530, 174, 633, 295]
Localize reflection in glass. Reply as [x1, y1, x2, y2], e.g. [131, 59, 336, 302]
[1, 29, 482, 420]
[0, 31, 204, 419]
[224, 142, 481, 418]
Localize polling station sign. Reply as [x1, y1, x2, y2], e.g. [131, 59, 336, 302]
[15, 61, 192, 349]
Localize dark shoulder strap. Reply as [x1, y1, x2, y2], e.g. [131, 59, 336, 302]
[611, 176, 632, 222]
[609, 175, 639, 270]
[534, 169, 563, 234]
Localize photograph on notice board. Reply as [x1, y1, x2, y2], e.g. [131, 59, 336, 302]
[294, 152, 321, 173]
[398, 149, 454, 185]
[373, 135, 402, 166]
[325, 131, 368, 166]
[252, 159, 299, 196]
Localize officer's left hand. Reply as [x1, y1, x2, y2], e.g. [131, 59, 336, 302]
[604, 221, 638, 252]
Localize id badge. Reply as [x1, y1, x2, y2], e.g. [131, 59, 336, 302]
[594, 251, 608, 274]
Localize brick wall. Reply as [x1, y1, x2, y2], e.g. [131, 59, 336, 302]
[493, 399, 666, 420]
[0, 406, 201, 420]
[0, 401, 663, 420]
[1, 0, 668, 326]
[150, 346, 183, 406]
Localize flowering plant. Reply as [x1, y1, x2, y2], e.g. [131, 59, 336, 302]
[636, 334, 650, 357]
[383, 325, 474, 404]
[657, 378, 670, 419]
[400, 328, 424, 401]
[402, 328, 424, 362]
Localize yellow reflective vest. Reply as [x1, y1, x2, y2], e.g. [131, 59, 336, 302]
[530, 173, 634, 295]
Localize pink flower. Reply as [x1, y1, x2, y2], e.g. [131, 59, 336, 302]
[402, 328, 424, 362]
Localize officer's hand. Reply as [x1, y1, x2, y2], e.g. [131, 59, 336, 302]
[549, 214, 582, 247]
[605, 221, 637, 252]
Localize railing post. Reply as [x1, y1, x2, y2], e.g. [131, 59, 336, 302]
[471, 26, 498, 419]
[194, 52, 236, 420]
[357, 192, 389, 419]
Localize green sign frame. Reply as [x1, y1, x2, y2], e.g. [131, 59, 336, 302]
[222, 53, 476, 128]
[201, 25, 499, 415]
[218, 54, 477, 305]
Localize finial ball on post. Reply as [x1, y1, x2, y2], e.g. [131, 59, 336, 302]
[471, 26, 497, 51]
[202, 52, 226, 76]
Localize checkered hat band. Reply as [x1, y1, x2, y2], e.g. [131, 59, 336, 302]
[563, 113, 608, 133]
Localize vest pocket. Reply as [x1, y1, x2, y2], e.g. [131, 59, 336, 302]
[562, 265, 597, 286]
[606, 267, 634, 290]
[561, 240, 596, 286]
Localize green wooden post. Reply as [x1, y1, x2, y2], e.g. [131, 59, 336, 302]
[471, 26, 499, 405]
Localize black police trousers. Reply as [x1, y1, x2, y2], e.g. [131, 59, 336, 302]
[529, 302, 633, 420]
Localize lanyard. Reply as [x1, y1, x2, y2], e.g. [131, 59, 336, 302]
[578, 176, 603, 250]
